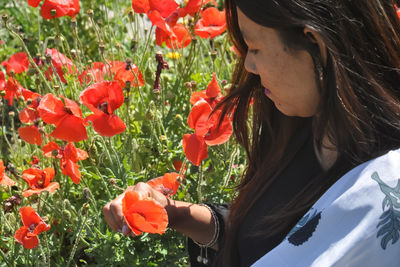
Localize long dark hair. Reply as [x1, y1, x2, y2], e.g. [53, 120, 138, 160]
[217, 0, 400, 265]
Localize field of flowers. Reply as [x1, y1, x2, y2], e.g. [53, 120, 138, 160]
[0, 0, 245, 266]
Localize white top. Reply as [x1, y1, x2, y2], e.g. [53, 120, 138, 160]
[252, 149, 400, 267]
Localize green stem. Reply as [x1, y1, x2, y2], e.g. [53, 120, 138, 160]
[3, 24, 51, 92]
[66, 207, 89, 267]
[197, 163, 203, 202]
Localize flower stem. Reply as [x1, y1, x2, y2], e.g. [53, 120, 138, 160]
[66, 206, 89, 267]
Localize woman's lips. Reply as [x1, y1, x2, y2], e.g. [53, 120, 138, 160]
[264, 87, 271, 95]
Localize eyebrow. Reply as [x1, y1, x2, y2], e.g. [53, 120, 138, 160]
[240, 28, 254, 44]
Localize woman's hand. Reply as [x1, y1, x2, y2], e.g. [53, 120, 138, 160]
[102, 182, 169, 237]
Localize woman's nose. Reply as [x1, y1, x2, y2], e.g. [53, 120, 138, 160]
[244, 54, 257, 74]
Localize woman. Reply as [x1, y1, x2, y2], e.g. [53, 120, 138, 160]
[103, 0, 400, 266]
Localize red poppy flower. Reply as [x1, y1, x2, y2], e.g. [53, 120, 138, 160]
[37, 93, 87, 142]
[188, 99, 232, 145]
[190, 72, 223, 107]
[22, 167, 59, 197]
[183, 0, 217, 16]
[44, 48, 75, 83]
[18, 125, 43, 145]
[78, 62, 112, 85]
[80, 81, 126, 137]
[19, 93, 41, 124]
[111, 61, 145, 88]
[194, 7, 226, 39]
[60, 142, 87, 184]
[132, 0, 179, 18]
[147, 172, 181, 196]
[14, 207, 50, 249]
[42, 141, 87, 184]
[28, 0, 80, 19]
[1, 52, 29, 75]
[122, 190, 168, 235]
[3, 76, 25, 106]
[0, 159, 15, 186]
[182, 133, 208, 166]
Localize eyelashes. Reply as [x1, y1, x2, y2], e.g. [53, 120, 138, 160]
[248, 49, 259, 55]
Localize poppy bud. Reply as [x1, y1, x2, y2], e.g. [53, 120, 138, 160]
[191, 81, 197, 90]
[125, 58, 132, 68]
[54, 35, 63, 46]
[8, 111, 15, 117]
[160, 135, 167, 141]
[70, 49, 77, 59]
[1, 14, 8, 25]
[26, 98, 32, 105]
[99, 43, 105, 54]
[221, 79, 228, 86]
[185, 82, 192, 90]
[145, 109, 154, 120]
[18, 95, 24, 102]
[87, 9, 94, 18]
[0, 90, 6, 97]
[50, 9, 57, 18]
[35, 78, 41, 86]
[63, 210, 72, 220]
[54, 85, 60, 91]
[109, 178, 116, 185]
[9, 69, 15, 77]
[175, 114, 183, 121]
[97, 19, 103, 25]
[130, 38, 137, 51]
[82, 203, 90, 210]
[63, 199, 71, 207]
[211, 50, 217, 60]
[27, 68, 37, 76]
[115, 42, 122, 50]
[83, 187, 90, 201]
[128, 11, 134, 21]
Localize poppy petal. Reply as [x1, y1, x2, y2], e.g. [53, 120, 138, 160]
[40, 0, 80, 20]
[50, 115, 87, 142]
[147, 172, 181, 196]
[61, 159, 81, 184]
[122, 191, 168, 235]
[187, 99, 212, 137]
[37, 93, 67, 125]
[14, 226, 39, 249]
[204, 113, 232, 145]
[86, 112, 126, 137]
[194, 7, 226, 39]
[182, 134, 208, 166]
[22, 182, 59, 197]
[1, 52, 29, 75]
[206, 73, 221, 98]
[79, 81, 124, 113]
[18, 126, 43, 145]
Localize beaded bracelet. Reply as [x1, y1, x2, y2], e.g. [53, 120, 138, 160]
[192, 204, 220, 265]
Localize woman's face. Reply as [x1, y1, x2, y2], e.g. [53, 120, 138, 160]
[237, 8, 320, 117]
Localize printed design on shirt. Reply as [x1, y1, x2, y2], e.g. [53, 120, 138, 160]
[371, 171, 400, 249]
[287, 208, 322, 246]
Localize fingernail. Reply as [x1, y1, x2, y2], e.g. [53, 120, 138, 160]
[122, 225, 129, 235]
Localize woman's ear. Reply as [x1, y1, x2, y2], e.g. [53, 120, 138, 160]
[304, 27, 328, 66]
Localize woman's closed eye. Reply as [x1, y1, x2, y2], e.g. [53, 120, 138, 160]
[248, 49, 259, 55]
